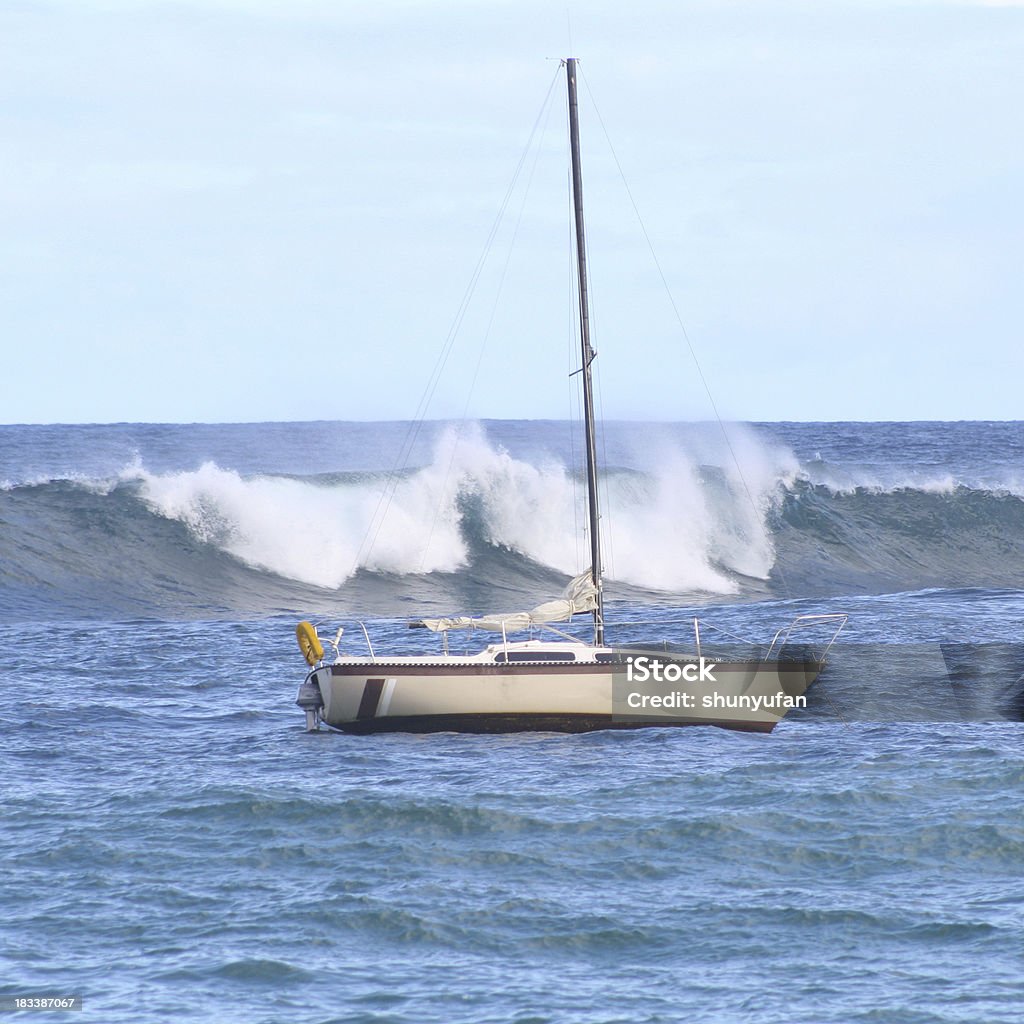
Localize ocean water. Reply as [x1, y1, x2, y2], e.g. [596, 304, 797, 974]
[1, 419, 1022, 1023]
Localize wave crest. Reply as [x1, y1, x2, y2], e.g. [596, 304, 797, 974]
[128, 424, 787, 593]
[5, 422, 1023, 620]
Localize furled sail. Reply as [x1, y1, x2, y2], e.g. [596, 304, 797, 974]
[413, 571, 598, 633]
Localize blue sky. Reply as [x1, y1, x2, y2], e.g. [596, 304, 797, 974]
[2, 0, 1021, 423]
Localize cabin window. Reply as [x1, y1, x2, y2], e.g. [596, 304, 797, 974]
[494, 651, 577, 663]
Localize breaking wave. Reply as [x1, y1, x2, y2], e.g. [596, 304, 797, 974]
[2, 425, 1023, 621]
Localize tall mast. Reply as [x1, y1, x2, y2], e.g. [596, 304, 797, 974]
[566, 57, 605, 646]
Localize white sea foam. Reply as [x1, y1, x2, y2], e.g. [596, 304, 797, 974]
[131, 457, 468, 588]
[126, 423, 798, 594]
[800, 463, 1024, 498]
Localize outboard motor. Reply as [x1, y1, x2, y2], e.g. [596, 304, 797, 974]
[296, 673, 324, 732]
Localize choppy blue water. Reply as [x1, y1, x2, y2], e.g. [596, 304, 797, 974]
[2, 420, 1022, 1022]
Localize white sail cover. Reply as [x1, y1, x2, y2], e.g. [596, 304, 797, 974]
[416, 571, 598, 634]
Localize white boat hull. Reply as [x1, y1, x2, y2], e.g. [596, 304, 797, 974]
[303, 647, 820, 734]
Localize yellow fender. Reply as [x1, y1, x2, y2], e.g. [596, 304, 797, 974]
[296, 621, 324, 666]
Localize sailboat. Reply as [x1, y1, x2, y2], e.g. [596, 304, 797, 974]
[293, 58, 845, 735]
